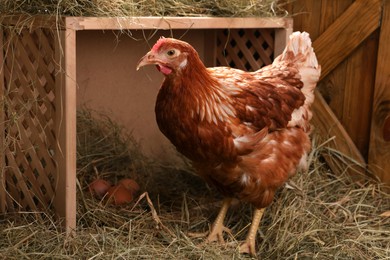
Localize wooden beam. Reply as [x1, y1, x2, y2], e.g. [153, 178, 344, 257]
[369, 0, 390, 185]
[312, 91, 365, 169]
[310, 0, 381, 171]
[313, 0, 381, 80]
[53, 26, 77, 233]
[67, 16, 292, 30]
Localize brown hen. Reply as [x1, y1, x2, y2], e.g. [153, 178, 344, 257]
[137, 32, 321, 256]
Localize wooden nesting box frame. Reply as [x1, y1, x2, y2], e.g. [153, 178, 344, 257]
[0, 16, 293, 231]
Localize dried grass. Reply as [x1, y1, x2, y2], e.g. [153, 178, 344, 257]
[0, 0, 288, 17]
[0, 109, 389, 259]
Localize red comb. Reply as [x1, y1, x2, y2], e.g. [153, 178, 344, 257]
[152, 36, 166, 52]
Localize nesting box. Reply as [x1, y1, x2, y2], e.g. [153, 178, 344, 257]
[0, 16, 292, 230]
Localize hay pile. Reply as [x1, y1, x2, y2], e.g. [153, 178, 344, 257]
[0, 109, 389, 259]
[0, 0, 288, 17]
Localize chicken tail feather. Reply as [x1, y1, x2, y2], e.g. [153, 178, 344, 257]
[276, 31, 321, 130]
[281, 32, 319, 68]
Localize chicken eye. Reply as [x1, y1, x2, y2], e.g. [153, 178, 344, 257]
[167, 49, 176, 56]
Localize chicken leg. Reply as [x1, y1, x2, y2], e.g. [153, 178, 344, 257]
[205, 198, 232, 244]
[239, 208, 265, 256]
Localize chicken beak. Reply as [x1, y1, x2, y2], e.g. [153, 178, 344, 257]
[136, 51, 157, 71]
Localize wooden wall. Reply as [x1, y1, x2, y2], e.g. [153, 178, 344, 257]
[285, 0, 390, 184]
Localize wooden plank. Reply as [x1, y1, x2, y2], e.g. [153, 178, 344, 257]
[315, 0, 377, 161]
[67, 16, 292, 31]
[0, 15, 292, 31]
[53, 27, 77, 233]
[343, 32, 378, 159]
[309, 0, 381, 170]
[368, 0, 390, 185]
[318, 0, 352, 33]
[284, 0, 322, 40]
[0, 28, 6, 212]
[317, 0, 353, 121]
[312, 91, 365, 165]
[313, 0, 381, 80]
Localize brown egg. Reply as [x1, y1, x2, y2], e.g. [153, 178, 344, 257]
[118, 178, 140, 194]
[106, 185, 133, 205]
[88, 179, 111, 199]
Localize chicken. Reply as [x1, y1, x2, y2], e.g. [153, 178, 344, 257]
[137, 31, 320, 256]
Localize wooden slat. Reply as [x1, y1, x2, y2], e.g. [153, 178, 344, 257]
[5, 95, 55, 204]
[16, 143, 48, 208]
[246, 31, 272, 66]
[2, 57, 50, 209]
[232, 30, 260, 70]
[0, 15, 292, 32]
[216, 29, 275, 71]
[19, 31, 56, 88]
[313, 0, 381, 80]
[260, 29, 274, 52]
[284, 0, 322, 40]
[219, 32, 247, 69]
[226, 43, 247, 69]
[369, 0, 390, 185]
[69, 16, 292, 30]
[53, 27, 77, 232]
[317, 0, 353, 121]
[17, 30, 57, 148]
[19, 114, 55, 200]
[310, 0, 381, 171]
[5, 147, 39, 211]
[342, 31, 379, 159]
[3, 27, 58, 211]
[312, 91, 365, 168]
[1, 25, 59, 212]
[0, 28, 6, 212]
[216, 47, 231, 67]
[318, 1, 352, 34]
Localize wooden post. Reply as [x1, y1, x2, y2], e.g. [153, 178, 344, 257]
[274, 19, 293, 56]
[0, 28, 6, 212]
[53, 24, 77, 232]
[368, 0, 390, 184]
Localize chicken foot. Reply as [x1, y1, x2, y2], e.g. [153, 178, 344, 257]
[205, 198, 232, 244]
[239, 207, 265, 256]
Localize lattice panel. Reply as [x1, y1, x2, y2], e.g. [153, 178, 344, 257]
[216, 29, 274, 71]
[1, 28, 57, 212]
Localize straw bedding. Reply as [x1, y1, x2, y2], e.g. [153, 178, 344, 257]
[0, 109, 389, 259]
[0, 0, 288, 17]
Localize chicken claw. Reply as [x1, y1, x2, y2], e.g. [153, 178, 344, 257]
[238, 208, 265, 257]
[239, 240, 256, 256]
[205, 198, 232, 244]
[206, 225, 232, 244]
